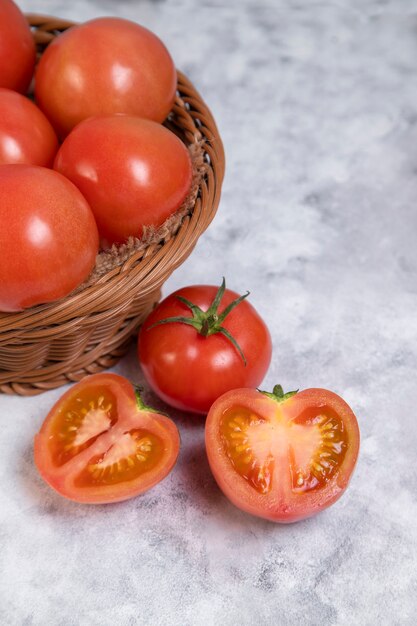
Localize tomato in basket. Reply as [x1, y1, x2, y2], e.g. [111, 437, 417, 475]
[54, 116, 193, 248]
[0, 88, 58, 166]
[35, 17, 177, 138]
[205, 385, 360, 522]
[0, 0, 36, 93]
[34, 373, 180, 503]
[0, 165, 99, 312]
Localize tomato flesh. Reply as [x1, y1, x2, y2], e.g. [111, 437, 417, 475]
[74, 429, 164, 488]
[48, 386, 118, 467]
[220, 404, 348, 496]
[34, 374, 180, 503]
[206, 387, 359, 523]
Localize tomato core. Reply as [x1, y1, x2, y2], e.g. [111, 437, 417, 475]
[220, 403, 348, 496]
[49, 386, 118, 466]
[74, 430, 164, 488]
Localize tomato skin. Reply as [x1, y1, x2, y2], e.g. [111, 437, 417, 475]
[0, 89, 58, 166]
[54, 116, 192, 247]
[35, 17, 177, 138]
[34, 373, 180, 504]
[205, 387, 360, 523]
[0, 0, 36, 93]
[0, 165, 99, 312]
[138, 285, 272, 414]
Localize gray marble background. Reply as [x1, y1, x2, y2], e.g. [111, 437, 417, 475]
[1, 0, 417, 624]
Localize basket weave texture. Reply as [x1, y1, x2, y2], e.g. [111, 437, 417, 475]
[0, 15, 225, 396]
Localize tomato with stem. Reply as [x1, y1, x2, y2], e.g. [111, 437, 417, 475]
[34, 373, 180, 504]
[138, 279, 272, 414]
[205, 385, 360, 522]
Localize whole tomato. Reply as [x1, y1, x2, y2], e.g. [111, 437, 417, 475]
[0, 0, 35, 93]
[54, 116, 192, 248]
[138, 280, 272, 414]
[206, 385, 360, 523]
[35, 17, 177, 138]
[0, 88, 58, 166]
[0, 165, 99, 312]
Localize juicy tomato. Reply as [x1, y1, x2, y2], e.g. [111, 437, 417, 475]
[54, 116, 192, 248]
[205, 385, 360, 523]
[138, 280, 272, 414]
[0, 165, 99, 312]
[35, 17, 177, 138]
[0, 88, 58, 166]
[34, 373, 180, 504]
[0, 0, 36, 93]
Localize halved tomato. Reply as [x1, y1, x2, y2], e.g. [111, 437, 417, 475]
[34, 374, 180, 504]
[205, 385, 360, 523]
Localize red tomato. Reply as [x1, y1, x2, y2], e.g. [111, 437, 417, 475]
[0, 165, 99, 312]
[34, 373, 180, 503]
[138, 280, 272, 414]
[35, 17, 177, 138]
[205, 385, 360, 523]
[0, 0, 35, 93]
[54, 116, 192, 248]
[0, 88, 58, 166]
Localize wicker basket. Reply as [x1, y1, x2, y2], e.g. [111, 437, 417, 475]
[0, 15, 225, 396]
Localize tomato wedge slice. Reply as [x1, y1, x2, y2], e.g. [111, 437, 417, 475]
[34, 373, 180, 504]
[205, 386, 360, 523]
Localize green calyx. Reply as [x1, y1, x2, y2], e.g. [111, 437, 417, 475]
[134, 387, 165, 414]
[258, 384, 298, 403]
[148, 277, 249, 365]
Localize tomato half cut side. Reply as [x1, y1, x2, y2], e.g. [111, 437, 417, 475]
[205, 386, 360, 523]
[34, 374, 180, 504]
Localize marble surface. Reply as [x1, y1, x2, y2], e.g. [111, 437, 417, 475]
[1, 0, 417, 624]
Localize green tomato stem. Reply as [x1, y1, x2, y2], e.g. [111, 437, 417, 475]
[258, 385, 299, 403]
[147, 277, 249, 366]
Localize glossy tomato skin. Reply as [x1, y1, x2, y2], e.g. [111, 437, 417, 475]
[0, 89, 58, 166]
[0, 0, 36, 93]
[34, 373, 180, 504]
[54, 116, 192, 247]
[0, 165, 99, 312]
[205, 387, 360, 523]
[138, 285, 272, 414]
[35, 17, 177, 138]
